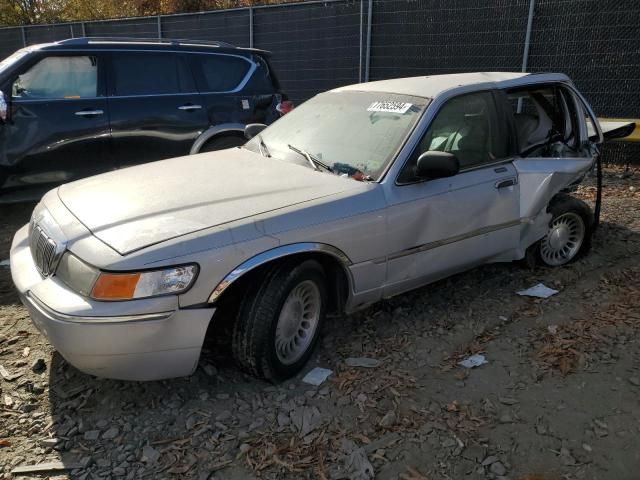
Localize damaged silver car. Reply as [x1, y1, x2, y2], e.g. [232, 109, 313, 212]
[10, 72, 634, 382]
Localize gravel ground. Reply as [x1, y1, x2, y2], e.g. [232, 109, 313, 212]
[0, 166, 639, 480]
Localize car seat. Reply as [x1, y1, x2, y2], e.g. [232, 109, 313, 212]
[513, 99, 553, 153]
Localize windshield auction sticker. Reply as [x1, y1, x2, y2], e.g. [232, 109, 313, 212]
[367, 101, 412, 114]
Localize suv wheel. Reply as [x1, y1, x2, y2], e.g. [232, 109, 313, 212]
[536, 194, 593, 267]
[200, 135, 245, 152]
[232, 260, 326, 381]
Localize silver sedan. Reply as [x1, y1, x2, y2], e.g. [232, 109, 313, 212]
[11, 72, 620, 382]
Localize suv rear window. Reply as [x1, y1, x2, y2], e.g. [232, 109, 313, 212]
[111, 53, 194, 96]
[195, 54, 252, 92]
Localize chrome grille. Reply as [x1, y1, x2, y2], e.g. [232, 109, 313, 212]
[29, 222, 58, 277]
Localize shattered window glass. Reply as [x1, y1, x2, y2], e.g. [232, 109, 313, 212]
[507, 87, 575, 155]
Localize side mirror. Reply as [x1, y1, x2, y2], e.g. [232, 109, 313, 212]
[0, 90, 7, 123]
[415, 151, 459, 179]
[244, 123, 267, 140]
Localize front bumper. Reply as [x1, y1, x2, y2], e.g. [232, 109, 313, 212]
[10, 224, 214, 381]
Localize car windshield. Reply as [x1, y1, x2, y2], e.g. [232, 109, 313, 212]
[0, 48, 30, 75]
[245, 90, 428, 180]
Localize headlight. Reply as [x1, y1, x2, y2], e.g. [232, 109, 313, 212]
[56, 252, 100, 297]
[56, 252, 198, 301]
[91, 264, 198, 301]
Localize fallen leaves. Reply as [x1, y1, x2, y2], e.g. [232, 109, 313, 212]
[530, 268, 640, 376]
[244, 427, 345, 474]
[400, 466, 429, 479]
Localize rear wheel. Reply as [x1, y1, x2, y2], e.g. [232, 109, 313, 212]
[536, 195, 593, 267]
[200, 135, 245, 152]
[231, 260, 326, 382]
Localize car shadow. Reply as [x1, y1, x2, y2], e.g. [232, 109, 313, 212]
[0, 203, 35, 307]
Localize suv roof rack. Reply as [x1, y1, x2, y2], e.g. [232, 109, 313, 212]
[57, 37, 237, 49]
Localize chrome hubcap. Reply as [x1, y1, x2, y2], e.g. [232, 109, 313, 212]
[275, 280, 321, 365]
[540, 212, 585, 266]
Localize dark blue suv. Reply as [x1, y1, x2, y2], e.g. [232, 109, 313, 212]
[0, 37, 290, 195]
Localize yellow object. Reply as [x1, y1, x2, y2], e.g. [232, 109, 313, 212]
[599, 118, 640, 142]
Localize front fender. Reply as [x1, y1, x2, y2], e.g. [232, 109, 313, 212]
[190, 123, 246, 154]
[207, 242, 353, 304]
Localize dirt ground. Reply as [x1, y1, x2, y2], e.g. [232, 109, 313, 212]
[0, 166, 639, 480]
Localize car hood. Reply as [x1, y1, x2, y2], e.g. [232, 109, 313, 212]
[58, 148, 363, 255]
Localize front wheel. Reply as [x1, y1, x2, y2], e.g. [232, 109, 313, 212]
[537, 195, 593, 267]
[200, 135, 245, 152]
[231, 260, 327, 381]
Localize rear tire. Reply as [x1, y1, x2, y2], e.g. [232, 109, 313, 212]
[533, 194, 593, 267]
[200, 135, 245, 152]
[231, 260, 327, 382]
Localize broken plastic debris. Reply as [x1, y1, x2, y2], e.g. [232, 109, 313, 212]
[458, 354, 488, 369]
[0, 259, 9, 267]
[516, 283, 559, 298]
[301, 367, 333, 386]
[345, 357, 382, 368]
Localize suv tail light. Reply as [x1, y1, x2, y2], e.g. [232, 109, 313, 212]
[276, 100, 294, 116]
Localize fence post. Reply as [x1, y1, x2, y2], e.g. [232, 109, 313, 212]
[157, 16, 162, 39]
[81, 22, 86, 37]
[69, 24, 74, 38]
[21, 26, 26, 46]
[364, 0, 372, 82]
[249, 7, 254, 48]
[521, 0, 535, 72]
[359, 0, 363, 82]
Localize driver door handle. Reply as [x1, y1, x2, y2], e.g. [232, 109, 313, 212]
[75, 109, 104, 116]
[495, 177, 517, 189]
[178, 104, 202, 111]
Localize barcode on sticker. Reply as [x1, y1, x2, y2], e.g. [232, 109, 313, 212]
[367, 101, 412, 114]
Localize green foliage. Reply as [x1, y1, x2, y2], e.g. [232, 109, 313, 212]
[0, 0, 301, 25]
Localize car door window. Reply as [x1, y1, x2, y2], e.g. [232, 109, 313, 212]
[195, 54, 252, 92]
[12, 55, 98, 99]
[507, 86, 579, 156]
[111, 53, 195, 96]
[399, 91, 508, 182]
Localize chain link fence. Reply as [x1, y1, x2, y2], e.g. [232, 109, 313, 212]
[0, 0, 638, 164]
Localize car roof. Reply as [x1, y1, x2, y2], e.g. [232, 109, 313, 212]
[332, 72, 572, 99]
[29, 37, 270, 56]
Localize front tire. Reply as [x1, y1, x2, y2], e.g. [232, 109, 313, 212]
[200, 135, 245, 152]
[231, 260, 327, 382]
[537, 194, 593, 267]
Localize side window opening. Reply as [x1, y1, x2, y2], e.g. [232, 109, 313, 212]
[196, 54, 252, 92]
[12, 56, 98, 99]
[245, 55, 275, 92]
[111, 53, 194, 96]
[398, 91, 508, 183]
[507, 86, 582, 158]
